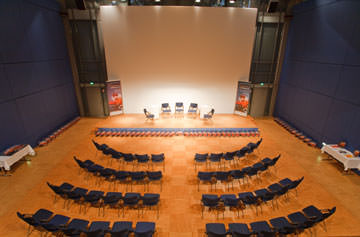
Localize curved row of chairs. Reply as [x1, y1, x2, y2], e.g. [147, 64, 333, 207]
[95, 128, 260, 138]
[197, 155, 281, 191]
[47, 182, 160, 218]
[74, 157, 163, 191]
[205, 205, 336, 237]
[17, 208, 156, 237]
[194, 139, 263, 170]
[200, 177, 304, 218]
[92, 141, 165, 171]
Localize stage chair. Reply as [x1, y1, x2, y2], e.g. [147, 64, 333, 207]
[204, 108, 215, 120]
[161, 103, 171, 115]
[143, 109, 154, 120]
[175, 102, 184, 114]
[188, 103, 198, 117]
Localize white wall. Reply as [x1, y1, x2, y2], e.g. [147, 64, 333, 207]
[99, 6, 257, 113]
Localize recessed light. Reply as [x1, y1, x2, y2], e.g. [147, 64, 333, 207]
[229, 0, 235, 3]
[195, 0, 201, 2]
[155, 0, 161, 2]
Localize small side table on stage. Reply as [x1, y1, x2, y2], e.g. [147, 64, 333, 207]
[0, 145, 36, 176]
[321, 144, 360, 171]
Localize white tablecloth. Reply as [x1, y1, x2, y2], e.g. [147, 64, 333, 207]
[321, 144, 360, 171]
[0, 145, 35, 171]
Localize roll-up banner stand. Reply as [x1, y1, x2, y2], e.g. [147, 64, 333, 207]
[234, 81, 251, 117]
[106, 80, 124, 116]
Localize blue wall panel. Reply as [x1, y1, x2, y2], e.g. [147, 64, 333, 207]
[275, 0, 360, 150]
[0, 0, 78, 152]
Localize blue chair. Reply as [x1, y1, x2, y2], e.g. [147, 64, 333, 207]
[74, 157, 94, 174]
[188, 103, 198, 116]
[60, 218, 89, 237]
[141, 193, 160, 218]
[215, 171, 232, 191]
[249, 221, 275, 237]
[123, 193, 141, 217]
[114, 171, 130, 191]
[198, 172, 215, 191]
[195, 153, 208, 170]
[302, 205, 336, 231]
[261, 154, 281, 173]
[209, 153, 223, 169]
[102, 192, 122, 217]
[175, 102, 184, 114]
[147, 171, 163, 191]
[161, 103, 171, 114]
[123, 153, 136, 169]
[66, 187, 88, 211]
[230, 170, 247, 187]
[287, 211, 315, 233]
[130, 171, 147, 191]
[204, 109, 215, 119]
[228, 223, 251, 237]
[47, 182, 74, 203]
[109, 221, 133, 237]
[236, 147, 249, 162]
[41, 214, 70, 235]
[201, 194, 221, 219]
[17, 209, 53, 236]
[254, 188, 274, 210]
[269, 216, 297, 236]
[83, 190, 105, 215]
[205, 223, 227, 237]
[144, 109, 154, 120]
[220, 194, 243, 217]
[224, 151, 236, 167]
[135, 154, 150, 169]
[99, 168, 116, 186]
[238, 192, 261, 215]
[268, 183, 288, 204]
[134, 222, 155, 237]
[151, 153, 165, 171]
[84, 221, 110, 237]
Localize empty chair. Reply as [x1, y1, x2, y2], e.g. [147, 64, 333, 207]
[230, 170, 246, 187]
[99, 168, 116, 185]
[83, 190, 105, 215]
[198, 172, 215, 191]
[205, 223, 227, 237]
[47, 182, 74, 203]
[144, 109, 154, 120]
[74, 157, 94, 174]
[287, 176, 304, 196]
[302, 205, 336, 231]
[60, 218, 89, 237]
[84, 221, 110, 237]
[134, 222, 155, 237]
[254, 189, 275, 210]
[147, 171, 163, 191]
[109, 221, 133, 237]
[236, 147, 249, 162]
[201, 194, 221, 219]
[220, 194, 242, 217]
[228, 223, 251, 237]
[287, 211, 315, 232]
[250, 221, 275, 237]
[141, 193, 160, 218]
[261, 154, 281, 173]
[188, 103, 198, 116]
[195, 153, 208, 170]
[161, 103, 171, 114]
[66, 187, 88, 210]
[215, 171, 232, 191]
[123, 153, 135, 168]
[175, 102, 184, 113]
[238, 192, 261, 215]
[209, 153, 223, 169]
[17, 209, 54, 236]
[268, 183, 288, 203]
[224, 151, 237, 167]
[41, 214, 70, 235]
[114, 171, 130, 191]
[204, 109, 215, 119]
[123, 193, 141, 217]
[269, 216, 297, 236]
[130, 171, 147, 191]
[151, 153, 165, 171]
[135, 154, 150, 168]
[102, 192, 122, 217]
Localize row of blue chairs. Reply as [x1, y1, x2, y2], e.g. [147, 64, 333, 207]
[197, 155, 281, 191]
[47, 182, 160, 218]
[194, 139, 263, 170]
[74, 157, 163, 191]
[205, 205, 336, 237]
[92, 140, 165, 171]
[201, 177, 303, 218]
[17, 208, 155, 237]
[95, 127, 260, 137]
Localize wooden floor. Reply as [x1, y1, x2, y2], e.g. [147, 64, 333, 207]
[1, 114, 360, 236]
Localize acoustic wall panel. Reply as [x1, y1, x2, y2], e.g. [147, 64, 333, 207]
[275, 0, 360, 149]
[0, 0, 79, 152]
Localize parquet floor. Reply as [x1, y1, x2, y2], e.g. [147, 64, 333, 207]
[1, 114, 360, 236]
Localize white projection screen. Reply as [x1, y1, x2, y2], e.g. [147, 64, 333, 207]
[100, 6, 257, 113]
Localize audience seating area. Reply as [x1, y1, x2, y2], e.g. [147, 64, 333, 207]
[194, 139, 263, 170]
[17, 208, 156, 237]
[47, 182, 160, 218]
[74, 157, 163, 191]
[200, 177, 304, 218]
[205, 205, 336, 236]
[95, 128, 260, 137]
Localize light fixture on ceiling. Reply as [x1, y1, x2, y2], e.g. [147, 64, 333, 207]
[229, 0, 235, 3]
[111, 0, 117, 5]
[195, 0, 201, 3]
[155, 0, 161, 2]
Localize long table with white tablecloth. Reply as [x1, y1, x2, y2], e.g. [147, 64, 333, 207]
[321, 144, 360, 171]
[0, 145, 35, 171]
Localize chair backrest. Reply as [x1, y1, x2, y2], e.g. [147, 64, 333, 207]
[161, 103, 169, 108]
[144, 109, 148, 115]
[190, 103, 198, 108]
[210, 108, 215, 115]
[175, 102, 183, 107]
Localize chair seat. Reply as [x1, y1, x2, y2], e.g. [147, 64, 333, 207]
[250, 221, 273, 234]
[135, 222, 155, 236]
[206, 223, 227, 236]
[111, 221, 133, 232]
[228, 223, 251, 236]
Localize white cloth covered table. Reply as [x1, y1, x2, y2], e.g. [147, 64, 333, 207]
[321, 144, 360, 171]
[0, 145, 35, 171]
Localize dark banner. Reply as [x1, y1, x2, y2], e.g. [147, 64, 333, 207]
[234, 81, 251, 116]
[106, 80, 123, 116]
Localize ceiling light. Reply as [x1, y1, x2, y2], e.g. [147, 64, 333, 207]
[155, 0, 161, 2]
[229, 0, 235, 3]
[195, 0, 201, 2]
[111, 0, 117, 5]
